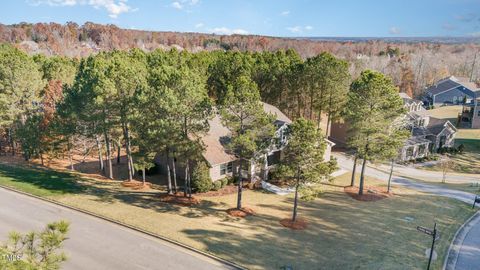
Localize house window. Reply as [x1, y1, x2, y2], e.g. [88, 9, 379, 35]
[418, 144, 426, 155]
[267, 151, 281, 166]
[477, 110, 480, 117]
[418, 119, 425, 127]
[220, 162, 233, 175]
[406, 147, 414, 157]
[453, 96, 458, 104]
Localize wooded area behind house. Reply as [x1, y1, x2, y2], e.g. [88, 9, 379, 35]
[1, 22, 479, 98]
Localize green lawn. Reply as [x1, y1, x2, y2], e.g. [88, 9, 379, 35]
[0, 163, 474, 270]
[426, 105, 462, 124]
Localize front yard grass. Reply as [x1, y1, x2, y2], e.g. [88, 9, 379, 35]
[0, 163, 474, 270]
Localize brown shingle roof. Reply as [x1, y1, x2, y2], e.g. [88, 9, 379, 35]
[201, 102, 291, 166]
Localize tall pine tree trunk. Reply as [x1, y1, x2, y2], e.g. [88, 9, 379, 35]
[387, 159, 394, 193]
[172, 152, 178, 192]
[359, 158, 367, 195]
[166, 151, 173, 194]
[237, 158, 243, 210]
[317, 108, 323, 129]
[95, 135, 104, 174]
[117, 143, 121, 164]
[184, 165, 188, 197]
[8, 128, 15, 156]
[351, 155, 358, 187]
[122, 122, 134, 181]
[68, 138, 74, 171]
[103, 131, 113, 179]
[292, 175, 300, 222]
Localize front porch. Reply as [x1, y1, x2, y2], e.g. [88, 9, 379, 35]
[399, 138, 430, 161]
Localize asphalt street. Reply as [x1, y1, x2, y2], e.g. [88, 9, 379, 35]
[0, 187, 237, 270]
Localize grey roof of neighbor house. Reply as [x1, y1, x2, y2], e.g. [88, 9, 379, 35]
[425, 76, 479, 96]
[405, 136, 431, 146]
[426, 117, 456, 135]
[411, 116, 456, 138]
[201, 102, 292, 166]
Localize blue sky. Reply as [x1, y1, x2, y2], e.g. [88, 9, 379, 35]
[1, 0, 480, 37]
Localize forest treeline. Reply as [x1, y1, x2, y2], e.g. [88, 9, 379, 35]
[0, 43, 351, 196]
[1, 22, 479, 98]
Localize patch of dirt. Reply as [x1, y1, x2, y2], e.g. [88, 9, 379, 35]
[280, 217, 308, 230]
[226, 207, 256, 218]
[121, 180, 153, 190]
[196, 185, 238, 197]
[159, 193, 200, 206]
[344, 186, 393, 201]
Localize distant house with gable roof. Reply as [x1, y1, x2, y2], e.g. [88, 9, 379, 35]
[423, 76, 479, 107]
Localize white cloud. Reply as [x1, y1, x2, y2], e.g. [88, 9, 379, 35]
[469, 32, 480, 37]
[286, 26, 302, 33]
[195, 23, 204, 28]
[209, 27, 249, 35]
[171, 1, 182, 9]
[280, 10, 290, 16]
[389, 26, 401, 35]
[170, 0, 199, 10]
[286, 25, 312, 33]
[29, 0, 135, 18]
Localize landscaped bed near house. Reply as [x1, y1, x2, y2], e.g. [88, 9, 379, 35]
[0, 163, 474, 270]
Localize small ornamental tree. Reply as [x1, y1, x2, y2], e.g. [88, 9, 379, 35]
[278, 118, 335, 223]
[191, 161, 213, 193]
[0, 220, 69, 270]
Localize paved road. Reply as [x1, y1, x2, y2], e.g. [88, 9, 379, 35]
[333, 153, 478, 204]
[446, 213, 480, 270]
[375, 161, 480, 184]
[0, 187, 236, 270]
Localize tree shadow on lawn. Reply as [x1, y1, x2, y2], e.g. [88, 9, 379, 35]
[182, 191, 471, 270]
[0, 163, 87, 195]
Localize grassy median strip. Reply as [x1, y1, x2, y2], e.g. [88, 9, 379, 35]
[0, 163, 474, 270]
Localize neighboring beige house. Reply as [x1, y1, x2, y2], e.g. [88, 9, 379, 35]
[155, 102, 334, 183]
[399, 92, 457, 161]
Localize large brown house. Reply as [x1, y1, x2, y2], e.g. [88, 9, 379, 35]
[155, 102, 335, 183]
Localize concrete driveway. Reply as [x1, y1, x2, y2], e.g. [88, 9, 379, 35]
[0, 187, 237, 270]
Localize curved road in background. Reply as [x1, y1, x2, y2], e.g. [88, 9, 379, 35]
[333, 153, 480, 270]
[0, 187, 237, 270]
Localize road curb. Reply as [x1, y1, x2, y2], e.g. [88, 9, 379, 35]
[0, 184, 246, 270]
[443, 210, 480, 270]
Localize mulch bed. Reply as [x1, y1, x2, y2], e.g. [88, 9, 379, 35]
[159, 193, 200, 206]
[196, 185, 238, 197]
[280, 217, 308, 230]
[344, 186, 393, 201]
[121, 180, 153, 190]
[226, 207, 256, 218]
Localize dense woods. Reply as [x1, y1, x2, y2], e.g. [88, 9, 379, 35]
[1, 22, 479, 98]
[0, 43, 352, 199]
